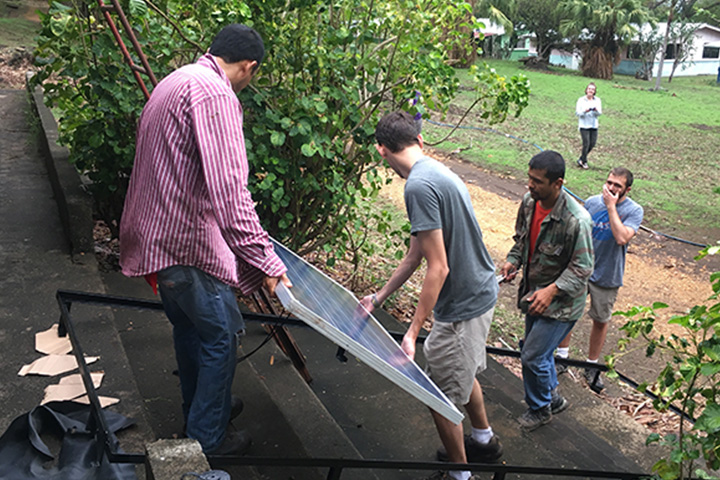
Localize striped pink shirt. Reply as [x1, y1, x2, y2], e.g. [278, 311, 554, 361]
[119, 54, 286, 295]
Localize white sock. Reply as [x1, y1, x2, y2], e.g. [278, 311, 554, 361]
[448, 470, 471, 480]
[586, 358, 598, 363]
[556, 347, 569, 358]
[471, 426, 493, 445]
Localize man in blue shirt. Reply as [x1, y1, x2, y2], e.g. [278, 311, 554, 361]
[556, 167, 643, 391]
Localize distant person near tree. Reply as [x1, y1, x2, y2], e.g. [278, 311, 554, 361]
[500, 150, 594, 431]
[575, 83, 602, 170]
[362, 111, 502, 480]
[555, 168, 644, 392]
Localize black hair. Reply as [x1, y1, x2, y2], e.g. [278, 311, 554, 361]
[528, 150, 565, 183]
[375, 111, 420, 153]
[209, 24, 265, 71]
[610, 167, 634, 188]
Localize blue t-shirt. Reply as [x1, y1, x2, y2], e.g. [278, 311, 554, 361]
[404, 157, 498, 322]
[585, 195, 644, 288]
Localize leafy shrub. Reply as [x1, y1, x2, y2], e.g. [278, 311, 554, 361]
[33, 0, 530, 256]
[614, 243, 720, 480]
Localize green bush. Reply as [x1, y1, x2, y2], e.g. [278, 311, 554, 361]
[614, 243, 720, 480]
[33, 0, 530, 255]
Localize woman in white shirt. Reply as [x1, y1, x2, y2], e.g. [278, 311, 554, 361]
[575, 83, 602, 169]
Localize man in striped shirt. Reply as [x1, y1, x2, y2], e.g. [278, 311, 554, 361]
[120, 24, 291, 455]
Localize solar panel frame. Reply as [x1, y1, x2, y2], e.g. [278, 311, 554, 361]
[272, 239, 464, 425]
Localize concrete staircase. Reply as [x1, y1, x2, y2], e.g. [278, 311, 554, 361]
[104, 266, 660, 480]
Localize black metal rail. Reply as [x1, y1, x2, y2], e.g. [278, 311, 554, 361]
[56, 289, 678, 480]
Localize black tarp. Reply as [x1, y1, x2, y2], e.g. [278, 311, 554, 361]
[0, 402, 137, 480]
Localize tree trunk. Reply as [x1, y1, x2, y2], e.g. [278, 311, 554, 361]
[582, 46, 614, 79]
[669, 55, 681, 82]
[654, 6, 675, 90]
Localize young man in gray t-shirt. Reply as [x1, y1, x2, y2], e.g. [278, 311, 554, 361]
[361, 111, 501, 480]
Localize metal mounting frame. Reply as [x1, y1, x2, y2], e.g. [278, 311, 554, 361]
[55, 289, 685, 479]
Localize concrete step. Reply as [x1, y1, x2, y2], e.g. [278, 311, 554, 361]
[0, 88, 153, 479]
[102, 271, 374, 480]
[284, 306, 658, 480]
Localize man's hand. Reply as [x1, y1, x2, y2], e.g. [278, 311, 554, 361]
[499, 262, 518, 283]
[401, 332, 417, 360]
[602, 183, 619, 209]
[263, 273, 293, 296]
[359, 294, 376, 313]
[527, 283, 559, 315]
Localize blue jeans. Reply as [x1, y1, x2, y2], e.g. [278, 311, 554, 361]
[157, 265, 244, 452]
[521, 315, 576, 411]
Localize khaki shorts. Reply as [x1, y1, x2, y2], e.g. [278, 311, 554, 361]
[423, 308, 494, 405]
[588, 282, 619, 324]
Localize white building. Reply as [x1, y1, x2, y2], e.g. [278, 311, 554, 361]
[506, 22, 720, 77]
[616, 22, 720, 77]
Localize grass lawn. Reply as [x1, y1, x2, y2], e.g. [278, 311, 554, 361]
[422, 60, 720, 241]
[0, 17, 39, 49]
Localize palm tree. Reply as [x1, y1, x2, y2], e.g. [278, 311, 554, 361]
[560, 0, 651, 79]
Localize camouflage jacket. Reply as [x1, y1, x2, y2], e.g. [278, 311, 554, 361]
[506, 190, 594, 322]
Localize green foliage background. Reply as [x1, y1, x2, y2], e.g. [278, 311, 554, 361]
[32, 0, 530, 256]
[615, 244, 720, 480]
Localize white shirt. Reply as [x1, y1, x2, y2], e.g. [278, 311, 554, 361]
[576, 95, 602, 129]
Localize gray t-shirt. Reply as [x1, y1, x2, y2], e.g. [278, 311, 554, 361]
[585, 195, 644, 288]
[404, 157, 498, 322]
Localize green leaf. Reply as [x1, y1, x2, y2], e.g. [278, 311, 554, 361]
[695, 403, 720, 433]
[646, 432, 660, 445]
[128, 0, 148, 17]
[301, 143, 317, 157]
[270, 131, 286, 146]
[49, 13, 71, 36]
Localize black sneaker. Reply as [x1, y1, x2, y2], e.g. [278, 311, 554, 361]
[584, 367, 605, 392]
[230, 395, 244, 420]
[205, 429, 252, 456]
[555, 362, 569, 375]
[518, 406, 552, 431]
[436, 434, 503, 463]
[550, 392, 569, 415]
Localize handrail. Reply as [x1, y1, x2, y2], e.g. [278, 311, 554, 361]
[56, 289, 676, 480]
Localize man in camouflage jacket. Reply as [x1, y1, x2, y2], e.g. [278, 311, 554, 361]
[500, 150, 594, 431]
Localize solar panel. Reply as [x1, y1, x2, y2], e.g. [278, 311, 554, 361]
[271, 238, 464, 425]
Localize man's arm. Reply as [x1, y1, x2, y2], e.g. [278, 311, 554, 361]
[194, 95, 286, 282]
[553, 216, 595, 298]
[603, 185, 638, 246]
[502, 200, 528, 280]
[529, 216, 594, 315]
[401, 229, 448, 360]
[361, 235, 424, 310]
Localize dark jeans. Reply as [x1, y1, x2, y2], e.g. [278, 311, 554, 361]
[579, 128, 598, 163]
[157, 265, 245, 452]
